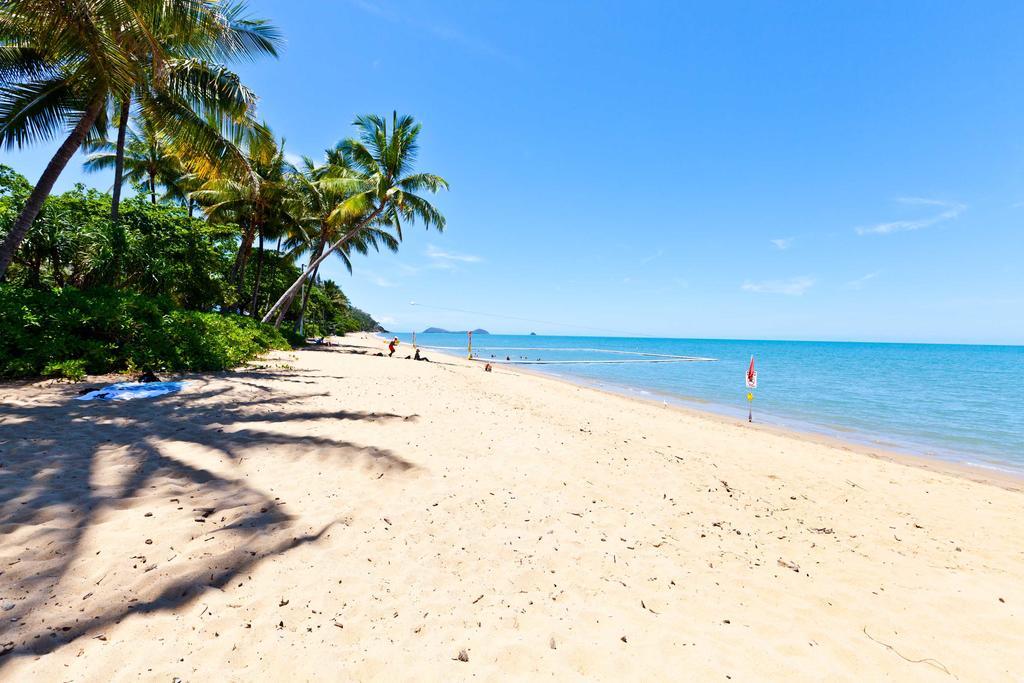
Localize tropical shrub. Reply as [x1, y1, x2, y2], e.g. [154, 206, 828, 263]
[0, 286, 291, 378]
[42, 359, 87, 383]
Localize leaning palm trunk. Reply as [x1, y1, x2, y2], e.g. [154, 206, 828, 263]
[297, 261, 320, 332]
[263, 205, 383, 327]
[275, 233, 325, 330]
[111, 97, 131, 221]
[0, 96, 105, 281]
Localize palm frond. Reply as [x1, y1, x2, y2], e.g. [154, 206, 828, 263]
[213, 1, 284, 61]
[0, 76, 80, 149]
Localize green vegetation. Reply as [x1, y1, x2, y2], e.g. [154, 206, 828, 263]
[0, 167, 384, 378]
[0, 1, 448, 380]
[0, 285, 290, 378]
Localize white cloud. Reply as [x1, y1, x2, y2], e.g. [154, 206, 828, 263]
[770, 237, 793, 250]
[358, 270, 397, 288]
[844, 271, 879, 290]
[284, 152, 305, 168]
[741, 276, 815, 296]
[856, 197, 965, 236]
[426, 244, 482, 265]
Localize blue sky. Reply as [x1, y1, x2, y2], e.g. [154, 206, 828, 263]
[7, 1, 1024, 343]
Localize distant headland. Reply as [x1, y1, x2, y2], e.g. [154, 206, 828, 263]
[422, 327, 490, 334]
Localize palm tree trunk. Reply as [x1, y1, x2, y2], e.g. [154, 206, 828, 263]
[149, 171, 156, 204]
[188, 199, 195, 218]
[297, 262, 320, 333]
[111, 96, 131, 221]
[0, 95, 105, 281]
[229, 219, 255, 283]
[297, 235, 326, 330]
[261, 235, 283, 311]
[276, 235, 324, 330]
[249, 228, 265, 316]
[264, 206, 383, 327]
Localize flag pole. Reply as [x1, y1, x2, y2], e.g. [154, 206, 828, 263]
[746, 355, 757, 423]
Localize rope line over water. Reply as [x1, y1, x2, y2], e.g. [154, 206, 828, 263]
[413, 344, 717, 364]
[469, 358, 713, 365]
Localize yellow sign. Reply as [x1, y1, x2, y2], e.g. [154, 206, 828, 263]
[747, 392, 753, 401]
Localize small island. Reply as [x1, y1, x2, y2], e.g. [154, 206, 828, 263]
[422, 327, 490, 334]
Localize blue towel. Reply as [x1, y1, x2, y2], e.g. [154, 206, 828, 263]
[76, 381, 190, 402]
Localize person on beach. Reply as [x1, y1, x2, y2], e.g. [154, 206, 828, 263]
[414, 349, 430, 362]
[388, 337, 399, 356]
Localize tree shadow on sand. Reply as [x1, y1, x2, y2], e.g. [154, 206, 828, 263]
[0, 369, 418, 664]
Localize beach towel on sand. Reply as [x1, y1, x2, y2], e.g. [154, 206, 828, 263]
[76, 381, 190, 401]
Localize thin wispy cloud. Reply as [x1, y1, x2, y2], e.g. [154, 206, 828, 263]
[856, 197, 965, 236]
[844, 271, 879, 290]
[426, 244, 482, 267]
[358, 270, 397, 288]
[741, 276, 816, 296]
[640, 248, 665, 264]
[348, 0, 514, 63]
[770, 237, 793, 250]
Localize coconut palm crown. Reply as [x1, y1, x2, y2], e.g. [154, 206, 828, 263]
[262, 111, 448, 326]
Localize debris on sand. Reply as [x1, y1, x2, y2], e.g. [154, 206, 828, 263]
[777, 559, 801, 573]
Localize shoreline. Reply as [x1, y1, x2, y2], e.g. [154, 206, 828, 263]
[393, 334, 1024, 492]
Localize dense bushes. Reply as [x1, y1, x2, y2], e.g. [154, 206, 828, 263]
[1, 175, 236, 310]
[0, 286, 291, 378]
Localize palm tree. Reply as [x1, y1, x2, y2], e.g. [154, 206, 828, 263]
[262, 112, 448, 327]
[105, 1, 281, 219]
[275, 157, 400, 328]
[192, 130, 297, 312]
[84, 113, 183, 204]
[162, 168, 205, 217]
[0, 0, 140, 279]
[0, 0, 279, 280]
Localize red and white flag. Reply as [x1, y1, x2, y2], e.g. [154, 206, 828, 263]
[746, 356, 757, 389]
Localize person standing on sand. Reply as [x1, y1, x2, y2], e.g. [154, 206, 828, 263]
[388, 337, 399, 356]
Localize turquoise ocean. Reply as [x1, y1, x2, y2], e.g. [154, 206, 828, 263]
[394, 333, 1024, 475]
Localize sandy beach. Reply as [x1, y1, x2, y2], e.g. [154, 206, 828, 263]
[1, 332, 1022, 681]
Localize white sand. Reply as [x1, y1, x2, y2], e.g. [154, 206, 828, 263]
[1, 332, 1021, 681]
